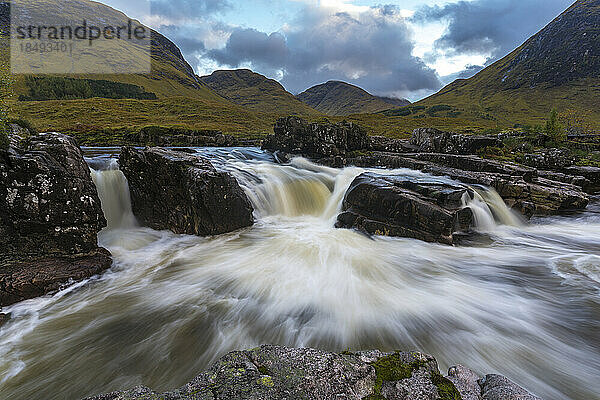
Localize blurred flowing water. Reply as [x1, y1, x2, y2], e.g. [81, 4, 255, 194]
[0, 147, 599, 400]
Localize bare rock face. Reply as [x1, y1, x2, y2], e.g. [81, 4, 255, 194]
[410, 128, 499, 155]
[0, 133, 111, 307]
[85, 345, 543, 400]
[336, 173, 474, 245]
[119, 147, 254, 236]
[262, 116, 370, 159]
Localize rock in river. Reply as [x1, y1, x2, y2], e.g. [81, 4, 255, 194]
[86, 345, 543, 400]
[262, 116, 370, 159]
[119, 147, 254, 236]
[336, 173, 474, 245]
[0, 133, 111, 307]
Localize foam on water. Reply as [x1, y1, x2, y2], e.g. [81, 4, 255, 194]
[1, 148, 599, 400]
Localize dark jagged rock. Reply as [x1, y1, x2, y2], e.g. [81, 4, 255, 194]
[0, 249, 112, 306]
[119, 147, 254, 236]
[410, 128, 499, 155]
[0, 133, 111, 307]
[564, 166, 600, 192]
[0, 312, 9, 327]
[128, 126, 258, 147]
[262, 116, 370, 159]
[408, 153, 537, 182]
[336, 173, 474, 245]
[369, 136, 416, 153]
[86, 345, 543, 400]
[340, 153, 589, 217]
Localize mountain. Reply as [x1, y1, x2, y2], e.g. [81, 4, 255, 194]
[297, 81, 410, 116]
[418, 0, 600, 129]
[200, 69, 319, 116]
[3, 0, 278, 139]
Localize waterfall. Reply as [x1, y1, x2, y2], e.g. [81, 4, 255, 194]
[464, 186, 523, 231]
[90, 159, 137, 230]
[225, 157, 363, 221]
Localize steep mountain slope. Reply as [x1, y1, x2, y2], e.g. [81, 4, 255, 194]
[1, 0, 285, 138]
[297, 81, 410, 116]
[4, 0, 219, 100]
[418, 0, 600, 128]
[200, 69, 319, 116]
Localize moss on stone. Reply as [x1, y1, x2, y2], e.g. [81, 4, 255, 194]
[431, 372, 462, 400]
[364, 353, 462, 400]
[368, 353, 426, 398]
[257, 376, 274, 388]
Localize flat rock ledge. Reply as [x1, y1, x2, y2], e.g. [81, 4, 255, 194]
[0, 133, 112, 307]
[85, 345, 542, 400]
[336, 173, 474, 245]
[119, 147, 254, 236]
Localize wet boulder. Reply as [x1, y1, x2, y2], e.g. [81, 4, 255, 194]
[411, 128, 499, 155]
[342, 152, 589, 217]
[119, 147, 254, 236]
[0, 133, 111, 306]
[262, 116, 370, 159]
[336, 173, 474, 245]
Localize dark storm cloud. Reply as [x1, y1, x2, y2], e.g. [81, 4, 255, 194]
[206, 5, 441, 96]
[414, 0, 574, 61]
[207, 28, 289, 68]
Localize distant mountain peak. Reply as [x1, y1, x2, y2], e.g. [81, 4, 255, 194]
[297, 81, 410, 116]
[199, 69, 319, 116]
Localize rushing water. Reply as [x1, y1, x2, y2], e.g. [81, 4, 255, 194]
[1, 147, 599, 400]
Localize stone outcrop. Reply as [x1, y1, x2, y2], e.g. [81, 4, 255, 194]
[341, 152, 589, 218]
[119, 147, 254, 236]
[262, 116, 370, 159]
[86, 345, 543, 400]
[262, 118, 592, 231]
[0, 133, 112, 307]
[410, 128, 499, 155]
[521, 149, 574, 170]
[336, 173, 474, 245]
[128, 126, 259, 147]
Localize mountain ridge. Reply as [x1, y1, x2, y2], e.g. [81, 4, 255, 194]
[417, 0, 600, 129]
[199, 69, 320, 116]
[297, 81, 411, 116]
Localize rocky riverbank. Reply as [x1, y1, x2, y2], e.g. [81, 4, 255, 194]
[86, 345, 542, 400]
[0, 133, 112, 307]
[263, 117, 595, 243]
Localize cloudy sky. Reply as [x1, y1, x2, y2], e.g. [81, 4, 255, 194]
[101, 0, 574, 101]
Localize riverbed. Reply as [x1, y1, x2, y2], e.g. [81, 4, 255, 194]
[1, 147, 599, 400]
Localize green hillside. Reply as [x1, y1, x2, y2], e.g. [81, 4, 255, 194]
[3, 0, 280, 138]
[297, 81, 411, 116]
[416, 0, 600, 130]
[200, 69, 320, 116]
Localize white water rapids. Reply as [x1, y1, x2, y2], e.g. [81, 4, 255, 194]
[1, 147, 599, 400]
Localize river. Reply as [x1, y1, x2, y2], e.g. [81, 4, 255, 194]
[0, 147, 599, 400]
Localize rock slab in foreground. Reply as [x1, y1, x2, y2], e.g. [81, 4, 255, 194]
[336, 173, 474, 245]
[119, 147, 254, 236]
[85, 345, 542, 400]
[0, 133, 111, 307]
